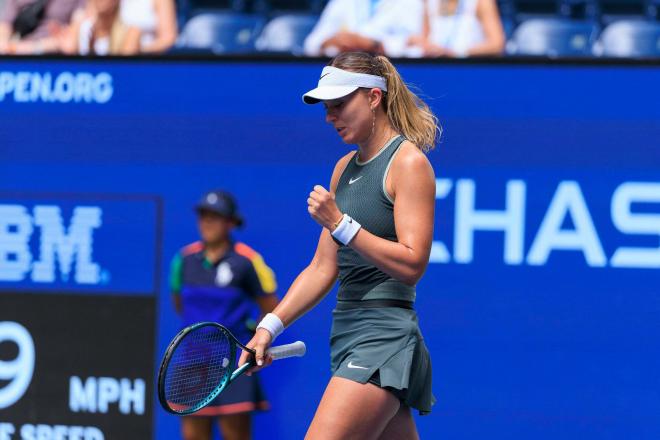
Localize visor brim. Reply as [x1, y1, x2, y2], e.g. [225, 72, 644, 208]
[302, 85, 360, 104]
[194, 205, 244, 227]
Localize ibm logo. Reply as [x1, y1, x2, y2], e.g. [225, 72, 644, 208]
[0, 205, 103, 284]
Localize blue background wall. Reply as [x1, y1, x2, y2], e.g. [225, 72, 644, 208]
[1, 59, 659, 439]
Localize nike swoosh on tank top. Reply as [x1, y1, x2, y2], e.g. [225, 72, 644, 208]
[333, 135, 416, 302]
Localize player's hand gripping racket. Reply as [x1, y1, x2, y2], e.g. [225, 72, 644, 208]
[157, 322, 305, 415]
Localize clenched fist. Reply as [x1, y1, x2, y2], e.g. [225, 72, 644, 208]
[307, 185, 343, 230]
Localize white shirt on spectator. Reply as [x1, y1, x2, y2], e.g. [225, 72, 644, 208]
[120, 0, 157, 48]
[304, 0, 423, 57]
[428, 0, 484, 55]
[78, 18, 110, 55]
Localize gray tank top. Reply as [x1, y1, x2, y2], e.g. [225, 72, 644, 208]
[334, 135, 416, 302]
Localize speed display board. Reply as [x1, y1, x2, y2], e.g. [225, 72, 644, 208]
[0, 194, 161, 440]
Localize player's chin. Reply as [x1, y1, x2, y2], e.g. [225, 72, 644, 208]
[336, 127, 353, 143]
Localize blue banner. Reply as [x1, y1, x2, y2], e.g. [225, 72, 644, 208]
[1, 58, 659, 440]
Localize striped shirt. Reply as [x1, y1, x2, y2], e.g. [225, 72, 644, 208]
[170, 241, 277, 341]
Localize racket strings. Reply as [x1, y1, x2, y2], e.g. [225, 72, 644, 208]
[164, 326, 233, 411]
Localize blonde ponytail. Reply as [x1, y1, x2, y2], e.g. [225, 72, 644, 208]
[376, 56, 440, 152]
[330, 52, 440, 152]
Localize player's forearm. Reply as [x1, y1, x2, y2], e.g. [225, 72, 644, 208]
[272, 263, 337, 327]
[348, 229, 430, 286]
[256, 294, 279, 316]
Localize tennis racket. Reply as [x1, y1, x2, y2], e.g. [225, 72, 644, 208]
[157, 321, 306, 415]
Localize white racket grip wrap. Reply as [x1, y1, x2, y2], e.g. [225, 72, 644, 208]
[267, 341, 306, 360]
[331, 214, 361, 245]
[256, 313, 284, 341]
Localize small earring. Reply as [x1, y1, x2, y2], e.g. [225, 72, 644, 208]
[370, 107, 376, 136]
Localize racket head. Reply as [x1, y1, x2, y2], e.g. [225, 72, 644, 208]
[157, 322, 253, 415]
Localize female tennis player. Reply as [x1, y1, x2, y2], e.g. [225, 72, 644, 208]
[239, 51, 439, 439]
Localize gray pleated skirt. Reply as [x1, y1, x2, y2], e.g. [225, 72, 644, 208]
[329, 306, 435, 415]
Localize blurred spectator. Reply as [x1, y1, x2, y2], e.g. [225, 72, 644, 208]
[303, 0, 423, 57]
[407, 0, 505, 57]
[62, 0, 141, 55]
[0, 0, 83, 54]
[119, 0, 176, 53]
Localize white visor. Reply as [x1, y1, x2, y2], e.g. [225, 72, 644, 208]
[302, 66, 387, 105]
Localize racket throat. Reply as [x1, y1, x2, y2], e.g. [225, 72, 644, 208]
[230, 362, 253, 382]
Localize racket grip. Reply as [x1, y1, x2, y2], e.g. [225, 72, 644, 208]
[267, 341, 306, 360]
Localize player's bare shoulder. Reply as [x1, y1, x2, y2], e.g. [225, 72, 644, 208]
[330, 151, 357, 191]
[392, 140, 435, 182]
[336, 150, 356, 172]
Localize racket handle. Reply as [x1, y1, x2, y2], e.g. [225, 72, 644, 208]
[267, 341, 306, 360]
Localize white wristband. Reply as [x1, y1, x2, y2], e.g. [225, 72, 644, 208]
[331, 214, 362, 245]
[256, 313, 284, 340]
